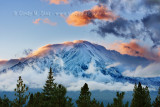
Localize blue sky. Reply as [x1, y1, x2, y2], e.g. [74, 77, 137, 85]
[0, 0, 160, 61]
[0, 0, 99, 59]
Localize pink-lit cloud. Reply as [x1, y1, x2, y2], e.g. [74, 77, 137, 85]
[45, 0, 69, 4]
[66, 5, 118, 26]
[108, 40, 160, 61]
[33, 18, 57, 26]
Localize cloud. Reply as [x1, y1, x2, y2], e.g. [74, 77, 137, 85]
[93, 16, 160, 47]
[33, 18, 41, 24]
[67, 80, 134, 91]
[66, 5, 118, 26]
[93, 18, 147, 38]
[88, 0, 160, 48]
[123, 62, 160, 78]
[106, 62, 120, 69]
[44, 0, 69, 4]
[142, 13, 160, 47]
[33, 18, 57, 26]
[108, 40, 160, 61]
[0, 57, 134, 91]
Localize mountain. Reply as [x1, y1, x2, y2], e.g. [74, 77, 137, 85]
[0, 40, 159, 91]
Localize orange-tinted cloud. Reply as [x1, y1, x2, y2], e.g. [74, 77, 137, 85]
[33, 18, 41, 24]
[66, 5, 118, 26]
[45, 0, 69, 4]
[108, 40, 160, 61]
[33, 18, 57, 26]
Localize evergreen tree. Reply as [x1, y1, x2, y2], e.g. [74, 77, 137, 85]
[144, 86, 151, 107]
[131, 82, 151, 107]
[42, 67, 74, 107]
[76, 83, 91, 107]
[65, 97, 74, 107]
[51, 84, 67, 107]
[90, 98, 104, 107]
[43, 67, 56, 100]
[27, 92, 44, 107]
[0, 95, 10, 107]
[27, 93, 34, 107]
[153, 87, 160, 107]
[107, 92, 128, 107]
[13, 76, 29, 107]
[100, 102, 104, 107]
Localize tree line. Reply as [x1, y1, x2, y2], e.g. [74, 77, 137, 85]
[0, 67, 160, 107]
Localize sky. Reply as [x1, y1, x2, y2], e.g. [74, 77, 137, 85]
[1, 0, 160, 91]
[0, 0, 97, 59]
[0, 0, 160, 61]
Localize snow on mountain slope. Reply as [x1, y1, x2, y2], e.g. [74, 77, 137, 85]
[0, 40, 159, 91]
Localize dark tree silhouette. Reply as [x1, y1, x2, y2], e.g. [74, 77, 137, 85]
[13, 76, 29, 107]
[153, 87, 160, 107]
[131, 82, 151, 107]
[107, 92, 128, 107]
[76, 83, 91, 107]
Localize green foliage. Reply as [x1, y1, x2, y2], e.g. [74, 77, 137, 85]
[90, 98, 104, 107]
[107, 92, 128, 107]
[27, 92, 45, 107]
[43, 67, 57, 100]
[13, 76, 29, 107]
[131, 82, 151, 107]
[27, 67, 74, 107]
[76, 83, 104, 107]
[51, 84, 67, 107]
[0, 95, 10, 107]
[65, 97, 74, 107]
[153, 87, 160, 107]
[76, 83, 91, 107]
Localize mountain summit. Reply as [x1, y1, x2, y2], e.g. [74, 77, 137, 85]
[0, 40, 159, 91]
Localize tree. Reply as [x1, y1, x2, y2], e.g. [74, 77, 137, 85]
[0, 95, 10, 107]
[65, 97, 74, 107]
[76, 83, 91, 107]
[43, 67, 57, 100]
[27, 92, 44, 107]
[153, 87, 160, 107]
[107, 92, 128, 107]
[13, 76, 29, 107]
[42, 67, 74, 107]
[53, 84, 67, 107]
[27, 93, 34, 107]
[131, 82, 151, 107]
[90, 98, 104, 107]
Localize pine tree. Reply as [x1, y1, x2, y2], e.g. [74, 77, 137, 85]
[52, 84, 67, 107]
[13, 76, 29, 107]
[27, 92, 44, 107]
[27, 93, 34, 107]
[43, 67, 57, 100]
[144, 86, 151, 107]
[76, 83, 91, 107]
[0, 95, 10, 107]
[108, 92, 128, 107]
[153, 87, 160, 107]
[65, 97, 74, 107]
[131, 82, 151, 107]
[100, 102, 104, 107]
[42, 67, 74, 107]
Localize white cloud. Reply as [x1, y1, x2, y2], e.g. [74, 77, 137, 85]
[67, 80, 134, 91]
[106, 62, 120, 69]
[85, 60, 96, 74]
[122, 62, 160, 77]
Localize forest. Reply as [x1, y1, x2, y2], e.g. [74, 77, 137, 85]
[0, 68, 160, 107]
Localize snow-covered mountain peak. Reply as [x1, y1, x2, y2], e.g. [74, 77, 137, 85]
[0, 40, 159, 91]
